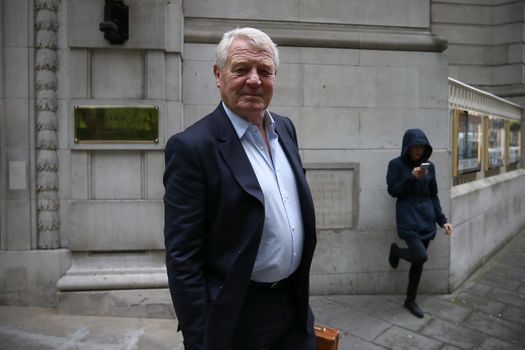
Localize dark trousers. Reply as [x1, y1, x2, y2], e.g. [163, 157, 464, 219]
[231, 283, 316, 350]
[394, 238, 430, 302]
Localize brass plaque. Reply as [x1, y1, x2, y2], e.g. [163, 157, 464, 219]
[74, 105, 159, 143]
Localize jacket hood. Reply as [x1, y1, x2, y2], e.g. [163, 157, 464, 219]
[401, 128, 433, 164]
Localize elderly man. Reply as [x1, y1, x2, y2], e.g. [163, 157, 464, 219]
[163, 28, 317, 350]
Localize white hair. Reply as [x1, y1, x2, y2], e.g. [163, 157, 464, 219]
[215, 27, 279, 70]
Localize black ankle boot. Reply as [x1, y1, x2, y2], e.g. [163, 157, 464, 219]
[389, 243, 399, 269]
[404, 300, 424, 318]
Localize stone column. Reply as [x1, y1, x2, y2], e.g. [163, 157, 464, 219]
[35, 0, 60, 249]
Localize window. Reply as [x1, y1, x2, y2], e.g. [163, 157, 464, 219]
[486, 117, 505, 169]
[454, 110, 482, 175]
[508, 121, 521, 165]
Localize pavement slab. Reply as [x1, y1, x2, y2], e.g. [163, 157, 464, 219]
[449, 291, 507, 315]
[486, 286, 525, 308]
[338, 333, 388, 350]
[0, 306, 183, 350]
[477, 266, 525, 292]
[455, 281, 493, 298]
[478, 336, 524, 350]
[310, 295, 393, 342]
[437, 345, 462, 350]
[499, 304, 525, 326]
[324, 295, 431, 332]
[373, 325, 442, 350]
[417, 296, 472, 324]
[420, 317, 485, 349]
[463, 311, 524, 346]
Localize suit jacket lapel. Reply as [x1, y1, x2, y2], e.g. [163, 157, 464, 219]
[213, 105, 264, 205]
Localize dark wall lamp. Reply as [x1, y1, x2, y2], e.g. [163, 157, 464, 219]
[99, 0, 129, 45]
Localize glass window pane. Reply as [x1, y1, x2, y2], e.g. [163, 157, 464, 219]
[488, 117, 505, 168]
[509, 121, 522, 164]
[457, 111, 482, 173]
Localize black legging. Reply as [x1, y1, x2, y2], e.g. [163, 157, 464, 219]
[394, 238, 430, 302]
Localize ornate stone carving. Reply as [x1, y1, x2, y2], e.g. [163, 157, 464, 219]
[35, 0, 60, 249]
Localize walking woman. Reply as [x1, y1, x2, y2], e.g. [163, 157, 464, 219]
[387, 128, 453, 318]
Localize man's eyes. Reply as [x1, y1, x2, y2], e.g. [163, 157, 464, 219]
[259, 69, 274, 76]
[231, 66, 274, 76]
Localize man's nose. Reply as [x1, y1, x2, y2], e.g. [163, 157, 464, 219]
[246, 68, 261, 86]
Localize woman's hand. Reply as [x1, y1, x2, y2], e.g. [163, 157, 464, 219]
[443, 223, 453, 236]
[411, 167, 427, 180]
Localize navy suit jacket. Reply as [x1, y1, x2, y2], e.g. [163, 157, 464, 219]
[163, 103, 317, 350]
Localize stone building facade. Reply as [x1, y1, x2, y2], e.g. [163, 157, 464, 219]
[0, 0, 524, 317]
[432, 0, 525, 105]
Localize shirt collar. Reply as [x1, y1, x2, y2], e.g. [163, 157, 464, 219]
[222, 101, 275, 139]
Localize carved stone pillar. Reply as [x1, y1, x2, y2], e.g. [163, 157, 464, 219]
[35, 0, 60, 249]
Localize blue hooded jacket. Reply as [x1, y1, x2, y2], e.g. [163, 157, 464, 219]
[386, 129, 447, 240]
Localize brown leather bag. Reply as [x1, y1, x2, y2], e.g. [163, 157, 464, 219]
[315, 325, 340, 350]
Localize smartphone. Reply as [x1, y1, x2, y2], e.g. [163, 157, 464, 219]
[420, 162, 430, 169]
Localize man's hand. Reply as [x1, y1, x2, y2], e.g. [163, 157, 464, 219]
[411, 167, 427, 180]
[443, 223, 453, 236]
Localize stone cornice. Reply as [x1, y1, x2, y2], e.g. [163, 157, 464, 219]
[184, 17, 448, 52]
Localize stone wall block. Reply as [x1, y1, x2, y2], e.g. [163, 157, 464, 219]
[91, 49, 144, 99]
[145, 51, 166, 100]
[165, 53, 182, 101]
[4, 0, 30, 47]
[5, 47, 30, 98]
[92, 151, 142, 200]
[6, 199, 32, 250]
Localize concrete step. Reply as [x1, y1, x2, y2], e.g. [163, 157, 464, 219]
[58, 288, 175, 319]
[57, 251, 175, 319]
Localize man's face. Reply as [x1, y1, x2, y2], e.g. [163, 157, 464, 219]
[409, 145, 426, 161]
[214, 39, 276, 120]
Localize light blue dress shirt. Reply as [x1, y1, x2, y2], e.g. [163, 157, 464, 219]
[223, 103, 304, 283]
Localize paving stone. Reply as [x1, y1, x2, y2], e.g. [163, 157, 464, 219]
[1, 334, 55, 350]
[0, 306, 183, 350]
[477, 266, 525, 291]
[338, 333, 388, 350]
[457, 281, 493, 298]
[497, 305, 525, 326]
[518, 285, 525, 295]
[492, 252, 525, 270]
[487, 286, 525, 308]
[476, 275, 522, 292]
[327, 295, 430, 332]
[450, 292, 507, 316]
[327, 306, 390, 341]
[311, 295, 393, 341]
[420, 318, 485, 349]
[438, 345, 462, 350]
[478, 336, 524, 350]
[463, 311, 524, 346]
[418, 296, 472, 323]
[374, 325, 442, 350]
[380, 294, 406, 303]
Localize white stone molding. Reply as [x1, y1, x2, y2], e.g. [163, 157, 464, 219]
[449, 77, 522, 120]
[35, 0, 60, 249]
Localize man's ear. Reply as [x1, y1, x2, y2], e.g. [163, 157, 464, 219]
[213, 64, 221, 88]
